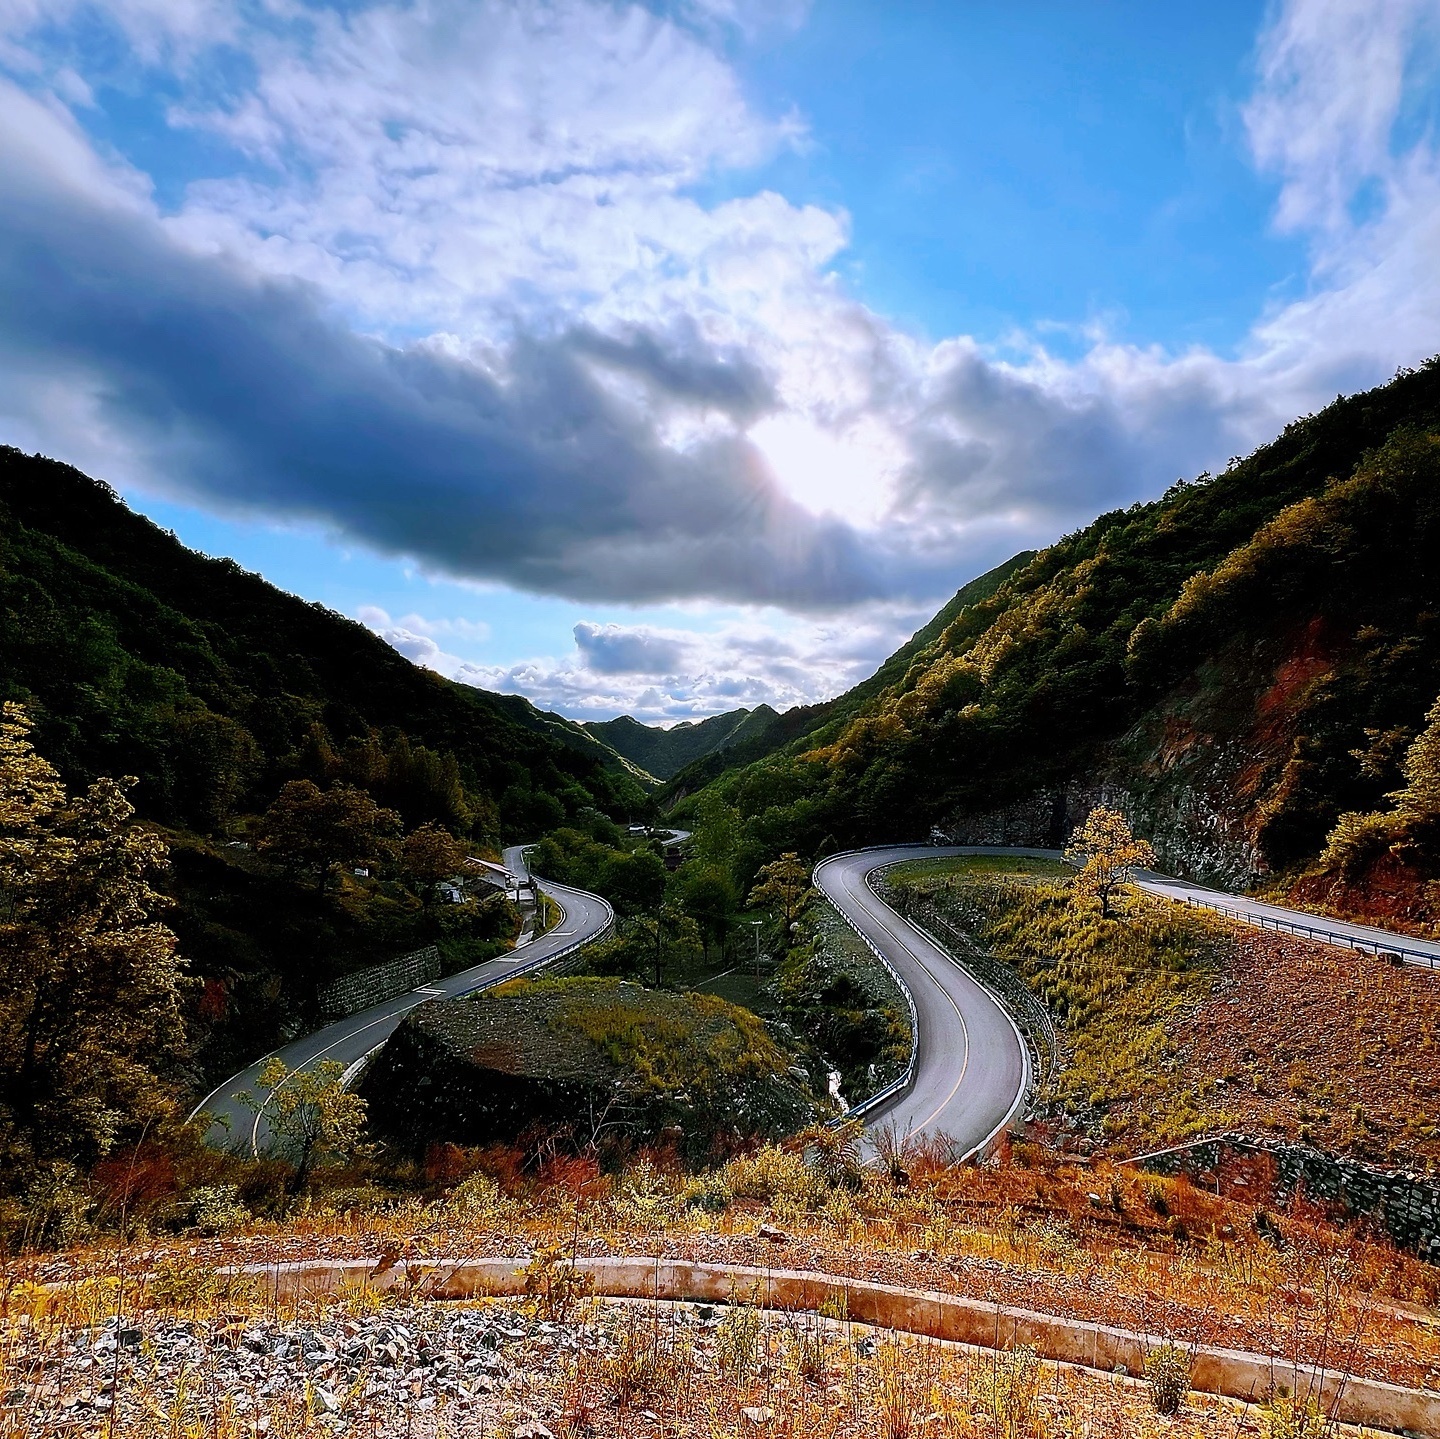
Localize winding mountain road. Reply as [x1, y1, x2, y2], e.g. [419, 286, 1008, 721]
[815, 842, 1440, 1156]
[195, 848, 613, 1155]
[814, 848, 1029, 1159]
[199, 830, 1438, 1165]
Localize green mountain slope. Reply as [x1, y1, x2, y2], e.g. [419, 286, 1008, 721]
[684, 360, 1440, 900]
[0, 448, 646, 837]
[657, 550, 1034, 802]
[582, 707, 780, 780]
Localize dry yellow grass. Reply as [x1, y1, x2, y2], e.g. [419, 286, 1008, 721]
[5, 1140, 1440, 1439]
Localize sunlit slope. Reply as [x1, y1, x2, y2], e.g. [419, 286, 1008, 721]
[658, 550, 1034, 802]
[683, 360, 1440, 891]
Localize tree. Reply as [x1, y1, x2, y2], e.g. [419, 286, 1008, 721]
[1391, 692, 1440, 825]
[601, 848, 668, 917]
[678, 863, 736, 956]
[746, 852, 817, 934]
[637, 907, 703, 988]
[239, 1057, 367, 1204]
[692, 791, 741, 870]
[0, 703, 189, 1179]
[400, 822, 469, 904]
[255, 780, 401, 891]
[1064, 805, 1156, 919]
[1320, 690, 1440, 876]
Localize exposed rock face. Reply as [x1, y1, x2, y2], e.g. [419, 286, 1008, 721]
[933, 776, 1261, 888]
[360, 977, 816, 1156]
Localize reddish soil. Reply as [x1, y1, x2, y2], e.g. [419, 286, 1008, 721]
[1162, 928, 1440, 1166]
[1288, 853, 1440, 940]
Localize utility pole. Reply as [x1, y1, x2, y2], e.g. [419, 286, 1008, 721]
[750, 918, 763, 986]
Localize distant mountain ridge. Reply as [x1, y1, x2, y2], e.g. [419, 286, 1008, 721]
[581, 707, 781, 780]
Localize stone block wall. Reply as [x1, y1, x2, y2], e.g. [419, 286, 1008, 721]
[1130, 1132, 1440, 1263]
[935, 776, 1262, 890]
[318, 945, 442, 1019]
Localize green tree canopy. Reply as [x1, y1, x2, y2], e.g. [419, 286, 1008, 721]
[600, 848, 668, 917]
[677, 863, 736, 954]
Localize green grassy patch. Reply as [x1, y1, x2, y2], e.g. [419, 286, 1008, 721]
[692, 968, 777, 1017]
[530, 977, 789, 1094]
[888, 854, 1069, 883]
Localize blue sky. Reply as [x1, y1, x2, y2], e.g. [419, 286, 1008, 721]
[1, 0, 1437, 721]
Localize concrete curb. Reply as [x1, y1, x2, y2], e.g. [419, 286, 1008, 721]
[234, 1254, 1437, 1436]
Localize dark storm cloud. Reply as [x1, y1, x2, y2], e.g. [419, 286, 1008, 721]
[0, 91, 888, 610]
[568, 323, 776, 422]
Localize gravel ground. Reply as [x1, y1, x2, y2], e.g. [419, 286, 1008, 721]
[4, 1302, 574, 1437]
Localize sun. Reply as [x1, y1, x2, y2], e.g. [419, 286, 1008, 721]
[748, 413, 899, 526]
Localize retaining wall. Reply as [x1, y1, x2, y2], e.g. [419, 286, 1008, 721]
[237, 1254, 1440, 1436]
[1130, 1133, 1440, 1263]
[317, 945, 442, 1019]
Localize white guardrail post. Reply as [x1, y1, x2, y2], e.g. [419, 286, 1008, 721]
[813, 849, 923, 1126]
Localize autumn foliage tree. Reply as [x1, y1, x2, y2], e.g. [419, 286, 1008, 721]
[255, 780, 401, 891]
[747, 852, 817, 939]
[239, 1057, 367, 1205]
[1064, 805, 1156, 919]
[0, 703, 189, 1181]
[400, 821, 469, 904]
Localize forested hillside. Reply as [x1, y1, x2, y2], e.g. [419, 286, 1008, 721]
[676, 361, 1440, 920]
[0, 448, 644, 837]
[0, 450, 653, 1079]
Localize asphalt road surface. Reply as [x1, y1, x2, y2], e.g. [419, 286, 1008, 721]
[194, 850, 613, 1155]
[818, 842, 1440, 1157]
[1131, 868, 1440, 967]
[814, 847, 1029, 1158]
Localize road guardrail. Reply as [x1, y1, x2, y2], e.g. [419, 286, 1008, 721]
[1177, 894, 1438, 969]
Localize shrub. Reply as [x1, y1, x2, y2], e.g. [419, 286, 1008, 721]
[1264, 1393, 1333, 1439]
[520, 1246, 594, 1324]
[188, 1184, 249, 1236]
[975, 1345, 1046, 1439]
[715, 1303, 762, 1374]
[719, 1145, 826, 1209]
[1145, 1342, 1191, 1415]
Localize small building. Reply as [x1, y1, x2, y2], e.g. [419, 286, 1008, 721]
[464, 857, 516, 894]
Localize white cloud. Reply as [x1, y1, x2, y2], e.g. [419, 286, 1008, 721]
[1, 0, 1439, 721]
[1245, 0, 1436, 236]
[363, 607, 926, 721]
